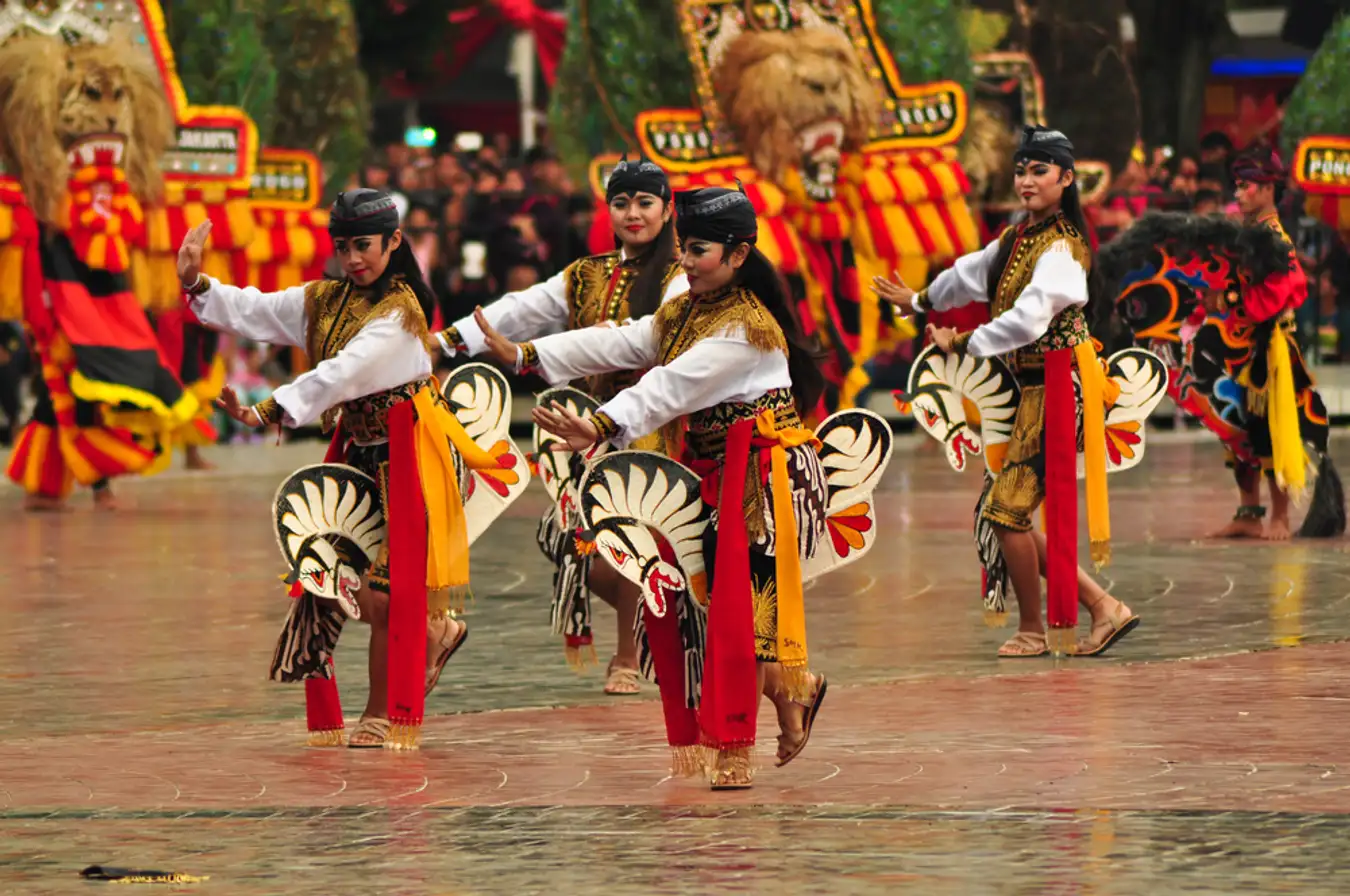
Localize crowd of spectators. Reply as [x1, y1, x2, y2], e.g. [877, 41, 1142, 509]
[338, 132, 596, 333]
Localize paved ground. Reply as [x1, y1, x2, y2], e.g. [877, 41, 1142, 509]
[2, 431, 1349, 893]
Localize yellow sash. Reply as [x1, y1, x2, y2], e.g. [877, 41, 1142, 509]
[410, 387, 508, 615]
[754, 410, 820, 700]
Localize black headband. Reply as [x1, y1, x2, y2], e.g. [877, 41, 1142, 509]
[1013, 126, 1076, 170]
[606, 157, 670, 202]
[329, 188, 400, 237]
[674, 186, 757, 247]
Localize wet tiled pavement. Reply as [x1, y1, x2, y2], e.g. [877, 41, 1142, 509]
[3, 433, 1350, 893]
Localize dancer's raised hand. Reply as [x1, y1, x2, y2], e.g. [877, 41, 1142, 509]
[217, 385, 261, 427]
[872, 270, 917, 315]
[177, 220, 213, 288]
[531, 401, 600, 452]
[926, 324, 958, 353]
[474, 307, 519, 368]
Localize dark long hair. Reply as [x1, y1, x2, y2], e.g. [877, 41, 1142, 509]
[736, 246, 825, 414]
[984, 179, 1111, 337]
[370, 234, 438, 326]
[614, 212, 678, 319]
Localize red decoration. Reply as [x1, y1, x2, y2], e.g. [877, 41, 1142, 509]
[442, 0, 566, 87]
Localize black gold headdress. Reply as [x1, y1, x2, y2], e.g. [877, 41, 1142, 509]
[328, 188, 399, 238]
[606, 155, 670, 202]
[673, 185, 758, 248]
[1013, 126, 1076, 170]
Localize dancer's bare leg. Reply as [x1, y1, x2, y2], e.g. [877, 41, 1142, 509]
[763, 662, 825, 764]
[587, 559, 641, 693]
[92, 479, 116, 511]
[184, 444, 215, 471]
[994, 525, 1047, 655]
[1211, 465, 1265, 538]
[1267, 479, 1292, 541]
[350, 584, 390, 745]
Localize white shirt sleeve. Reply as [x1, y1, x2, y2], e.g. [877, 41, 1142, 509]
[269, 312, 433, 428]
[599, 334, 791, 450]
[451, 270, 570, 356]
[531, 316, 660, 385]
[187, 277, 308, 347]
[966, 241, 1089, 358]
[921, 239, 1001, 312]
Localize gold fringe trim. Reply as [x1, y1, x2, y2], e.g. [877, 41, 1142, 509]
[384, 722, 422, 751]
[781, 663, 814, 704]
[110, 874, 210, 885]
[1090, 539, 1111, 571]
[1047, 627, 1076, 657]
[428, 586, 471, 619]
[306, 728, 346, 748]
[565, 642, 599, 671]
[983, 610, 1010, 629]
[670, 745, 707, 778]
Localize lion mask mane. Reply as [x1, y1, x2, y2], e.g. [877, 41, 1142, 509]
[712, 27, 880, 201]
[0, 26, 174, 226]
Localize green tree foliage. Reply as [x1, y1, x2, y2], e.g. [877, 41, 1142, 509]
[162, 0, 279, 145]
[547, 1, 695, 179]
[870, 0, 972, 97]
[1282, 15, 1350, 157]
[257, 1, 370, 197]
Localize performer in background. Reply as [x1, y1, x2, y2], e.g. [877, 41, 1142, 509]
[1205, 146, 1329, 541]
[436, 158, 687, 695]
[876, 127, 1137, 658]
[182, 189, 502, 750]
[479, 186, 829, 790]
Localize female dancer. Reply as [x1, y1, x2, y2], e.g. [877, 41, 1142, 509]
[876, 126, 1138, 658]
[180, 188, 498, 749]
[438, 158, 687, 694]
[478, 185, 828, 789]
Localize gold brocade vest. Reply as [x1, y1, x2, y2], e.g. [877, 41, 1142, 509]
[652, 285, 796, 460]
[302, 276, 433, 433]
[563, 251, 683, 402]
[990, 214, 1093, 371]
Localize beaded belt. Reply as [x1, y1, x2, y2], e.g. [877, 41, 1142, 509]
[338, 376, 443, 444]
[685, 388, 801, 460]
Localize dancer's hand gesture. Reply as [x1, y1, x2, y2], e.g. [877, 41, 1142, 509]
[872, 270, 917, 315]
[532, 401, 600, 452]
[217, 385, 261, 428]
[927, 324, 958, 353]
[177, 220, 213, 288]
[475, 307, 519, 368]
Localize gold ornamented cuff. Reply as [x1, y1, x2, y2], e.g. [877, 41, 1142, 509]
[911, 289, 927, 312]
[184, 273, 210, 296]
[254, 397, 281, 427]
[441, 326, 464, 350]
[519, 341, 539, 372]
[951, 331, 972, 352]
[591, 411, 619, 443]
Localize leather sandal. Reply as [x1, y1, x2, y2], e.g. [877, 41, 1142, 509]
[997, 631, 1049, 658]
[348, 715, 390, 749]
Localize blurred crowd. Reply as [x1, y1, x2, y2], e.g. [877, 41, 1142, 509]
[337, 132, 596, 332]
